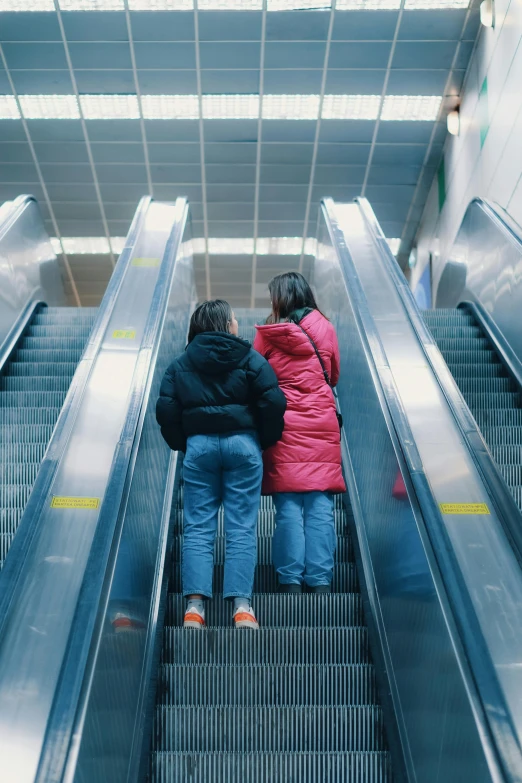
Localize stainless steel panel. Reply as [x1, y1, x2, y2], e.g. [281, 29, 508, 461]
[314, 200, 517, 782]
[0, 195, 66, 349]
[72, 224, 196, 783]
[0, 200, 186, 783]
[436, 198, 522, 364]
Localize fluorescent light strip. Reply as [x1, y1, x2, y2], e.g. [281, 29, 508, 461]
[203, 94, 260, 119]
[129, 0, 193, 6]
[337, 0, 400, 7]
[405, 0, 469, 6]
[141, 94, 199, 119]
[381, 94, 441, 121]
[0, 93, 443, 121]
[0, 0, 54, 8]
[18, 94, 80, 120]
[268, 0, 330, 9]
[322, 94, 380, 120]
[263, 94, 320, 120]
[80, 94, 140, 120]
[0, 95, 20, 120]
[59, 0, 124, 8]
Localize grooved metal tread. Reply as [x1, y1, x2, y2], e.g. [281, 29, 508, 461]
[149, 308, 393, 781]
[0, 304, 96, 568]
[423, 307, 522, 512]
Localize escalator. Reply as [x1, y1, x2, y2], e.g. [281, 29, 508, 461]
[0, 305, 97, 568]
[423, 306, 522, 510]
[149, 311, 392, 782]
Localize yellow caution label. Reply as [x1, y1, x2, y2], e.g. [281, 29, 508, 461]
[439, 503, 490, 515]
[51, 496, 100, 510]
[132, 257, 160, 267]
[112, 329, 136, 339]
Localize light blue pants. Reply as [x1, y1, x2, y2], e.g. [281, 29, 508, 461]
[182, 432, 263, 600]
[273, 491, 336, 587]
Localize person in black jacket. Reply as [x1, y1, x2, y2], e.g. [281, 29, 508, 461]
[156, 299, 286, 630]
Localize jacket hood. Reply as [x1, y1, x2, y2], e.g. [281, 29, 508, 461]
[255, 310, 320, 356]
[186, 331, 250, 374]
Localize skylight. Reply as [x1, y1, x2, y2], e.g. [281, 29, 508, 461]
[80, 94, 140, 120]
[18, 94, 80, 120]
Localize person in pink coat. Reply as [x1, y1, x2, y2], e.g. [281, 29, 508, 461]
[254, 272, 346, 593]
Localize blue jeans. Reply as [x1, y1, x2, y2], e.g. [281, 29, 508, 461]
[182, 432, 263, 600]
[273, 491, 336, 587]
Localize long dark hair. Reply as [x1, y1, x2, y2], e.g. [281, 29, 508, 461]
[188, 299, 233, 343]
[267, 272, 320, 323]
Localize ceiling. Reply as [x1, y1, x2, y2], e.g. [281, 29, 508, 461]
[0, 3, 480, 307]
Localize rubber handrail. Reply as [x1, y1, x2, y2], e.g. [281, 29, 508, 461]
[0, 299, 42, 374]
[34, 199, 189, 783]
[459, 300, 522, 394]
[323, 198, 517, 783]
[0, 194, 35, 243]
[469, 197, 522, 252]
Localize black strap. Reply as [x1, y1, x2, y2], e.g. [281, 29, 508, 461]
[295, 323, 332, 387]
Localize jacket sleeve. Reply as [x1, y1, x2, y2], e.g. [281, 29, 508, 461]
[156, 362, 186, 452]
[248, 351, 287, 450]
[330, 329, 341, 387]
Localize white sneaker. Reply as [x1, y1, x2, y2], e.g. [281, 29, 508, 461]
[233, 605, 259, 630]
[183, 605, 206, 629]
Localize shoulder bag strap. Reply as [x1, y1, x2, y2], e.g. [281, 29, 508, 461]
[295, 323, 332, 387]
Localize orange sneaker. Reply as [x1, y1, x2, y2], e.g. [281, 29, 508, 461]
[183, 606, 206, 629]
[233, 606, 259, 630]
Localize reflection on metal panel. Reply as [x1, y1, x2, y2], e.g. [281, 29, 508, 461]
[436, 198, 522, 364]
[0, 196, 65, 349]
[315, 199, 514, 782]
[73, 222, 196, 783]
[0, 200, 186, 783]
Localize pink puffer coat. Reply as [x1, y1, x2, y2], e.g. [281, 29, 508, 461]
[253, 309, 346, 495]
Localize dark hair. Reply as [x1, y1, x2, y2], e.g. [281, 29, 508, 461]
[267, 271, 320, 323]
[188, 299, 233, 343]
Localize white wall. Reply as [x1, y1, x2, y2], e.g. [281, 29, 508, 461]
[411, 0, 522, 299]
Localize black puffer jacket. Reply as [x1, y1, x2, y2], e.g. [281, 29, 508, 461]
[156, 331, 286, 452]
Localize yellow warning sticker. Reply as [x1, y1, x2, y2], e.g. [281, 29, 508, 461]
[439, 503, 490, 515]
[132, 257, 160, 267]
[112, 329, 136, 339]
[51, 497, 100, 510]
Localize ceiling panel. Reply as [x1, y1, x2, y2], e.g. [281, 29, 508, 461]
[0, 3, 480, 304]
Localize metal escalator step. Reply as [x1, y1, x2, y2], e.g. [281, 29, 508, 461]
[27, 325, 94, 338]
[154, 705, 385, 752]
[427, 325, 482, 339]
[447, 363, 508, 379]
[0, 532, 14, 567]
[151, 751, 393, 783]
[158, 664, 376, 706]
[0, 443, 46, 463]
[0, 376, 73, 392]
[490, 445, 522, 466]
[166, 593, 363, 628]
[162, 628, 369, 665]
[498, 465, 522, 487]
[475, 409, 522, 427]
[422, 308, 472, 321]
[171, 534, 354, 565]
[13, 349, 84, 364]
[461, 392, 519, 410]
[0, 463, 40, 485]
[456, 377, 516, 394]
[481, 427, 522, 446]
[0, 424, 54, 444]
[32, 314, 97, 325]
[435, 337, 490, 351]
[20, 336, 88, 350]
[0, 508, 23, 534]
[0, 391, 67, 408]
[508, 485, 522, 509]
[4, 362, 78, 378]
[169, 563, 357, 593]
[0, 485, 33, 509]
[440, 350, 500, 366]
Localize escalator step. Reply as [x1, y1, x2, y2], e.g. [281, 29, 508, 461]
[0, 391, 67, 408]
[490, 446, 522, 465]
[481, 427, 522, 445]
[0, 425, 54, 444]
[27, 325, 94, 338]
[475, 409, 522, 427]
[5, 362, 78, 377]
[447, 363, 508, 379]
[162, 628, 369, 665]
[456, 378, 515, 394]
[498, 464, 522, 487]
[0, 408, 62, 425]
[0, 508, 24, 533]
[0, 463, 40, 485]
[427, 326, 482, 338]
[171, 534, 354, 564]
[20, 336, 88, 350]
[151, 751, 393, 783]
[154, 705, 385, 752]
[165, 593, 364, 628]
[158, 664, 377, 706]
[435, 337, 490, 351]
[439, 349, 499, 365]
[171, 510, 350, 536]
[0, 376, 73, 392]
[169, 563, 358, 593]
[13, 349, 84, 363]
[461, 392, 520, 410]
